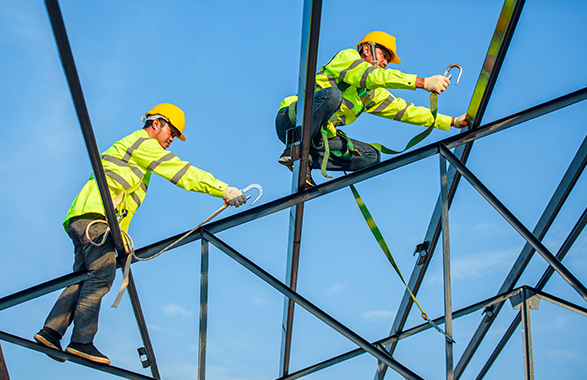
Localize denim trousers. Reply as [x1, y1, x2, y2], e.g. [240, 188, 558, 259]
[275, 87, 380, 172]
[44, 214, 116, 344]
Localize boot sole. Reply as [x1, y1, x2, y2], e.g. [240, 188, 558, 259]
[65, 347, 111, 365]
[34, 333, 66, 363]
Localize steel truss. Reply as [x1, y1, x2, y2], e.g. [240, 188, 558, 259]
[0, 0, 585, 379]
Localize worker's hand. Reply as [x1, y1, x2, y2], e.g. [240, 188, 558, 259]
[223, 186, 247, 207]
[424, 75, 450, 94]
[453, 114, 469, 129]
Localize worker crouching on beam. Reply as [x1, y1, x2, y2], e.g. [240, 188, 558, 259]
[276, 31, 468, 187]
[34, 103, 247, 364]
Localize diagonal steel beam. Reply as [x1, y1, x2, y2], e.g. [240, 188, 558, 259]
[44, 1, 159, 377]
[201, 230, 424, 380]
[281, 0, 323, 376]
[455, 133, 587, 379]
[276, 288, 523, 380]
[439, 143, 587, 301]
[476, 205, 587, 379]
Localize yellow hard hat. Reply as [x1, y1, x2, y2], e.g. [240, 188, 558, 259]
[144, 103, 186, 141]
[356, 31, 401, 64]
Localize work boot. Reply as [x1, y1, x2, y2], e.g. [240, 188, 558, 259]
[278, 147, 293, 169]
[278, 149, 316, 188]
[34, 327, 66, 362]
[66, 342, 111, 365]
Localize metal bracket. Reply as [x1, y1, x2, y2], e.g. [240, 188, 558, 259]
[137, 347, 150, 368]
[510, 288, 541, 310]
[482, 304, 495, 321]
[413, 241, 430, 265]
[285, 127, 301, 162]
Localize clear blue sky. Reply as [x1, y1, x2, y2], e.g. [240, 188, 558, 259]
[1, 1, 586, 379]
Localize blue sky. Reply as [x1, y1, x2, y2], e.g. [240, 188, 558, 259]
[1, 0, 586, 379]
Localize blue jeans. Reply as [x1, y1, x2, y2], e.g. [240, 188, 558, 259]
[44, 214, 116, 344]
[275, 87, 380, 172]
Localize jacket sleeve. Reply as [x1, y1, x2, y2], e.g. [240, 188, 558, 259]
[323, 49, 418, 91]
[133, 139, 228, 198]
[366, 88, 452, 130]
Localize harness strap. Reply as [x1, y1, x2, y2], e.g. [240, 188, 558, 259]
[368, 125, 433, 155]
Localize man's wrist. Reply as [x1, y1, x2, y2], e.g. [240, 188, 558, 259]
[416, 77, 425, 89]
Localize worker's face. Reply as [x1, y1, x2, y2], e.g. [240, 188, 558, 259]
[363, 44, 389, 69]
[152, 120, 180, 149]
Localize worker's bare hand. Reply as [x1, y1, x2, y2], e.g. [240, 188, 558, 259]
[453, 114, 468, 129]
[224, 186, 247, 207]
[424, 75, 450, 94]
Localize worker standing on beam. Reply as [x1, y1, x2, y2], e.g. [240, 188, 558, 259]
[276, 31, 468, 187]
[34, 103, 247, 365]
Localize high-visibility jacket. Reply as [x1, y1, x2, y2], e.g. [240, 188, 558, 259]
[279, 48, 452, 131]
[64, 129, 228, 232]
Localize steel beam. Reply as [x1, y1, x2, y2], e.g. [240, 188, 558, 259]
[201, 230, 424, 380]
[440, 155, 454, 380]
[440, 143, 587, 301]
[0, 330, 155, 380]
[0, 343, 9, 380]
[476, 206, 587, 379]
[198, 238, 210, 380]
[467, 0, 526, 128]
[44, 0, 123, 252]
[519, 290, 535, 380]
[456, 133, 587, 379]
[127, 272, 160, 379]
[281, 0, 323, 375]
[277, 288, 522, 380]
[377, 2, 527, 376]
[44, 0, 159, 376]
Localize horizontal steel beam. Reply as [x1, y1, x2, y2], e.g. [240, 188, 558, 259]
[277, 288, 522, 380]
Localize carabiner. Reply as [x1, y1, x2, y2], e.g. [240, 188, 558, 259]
[443, 63, 463, 85]
[241, 183, 264, 205]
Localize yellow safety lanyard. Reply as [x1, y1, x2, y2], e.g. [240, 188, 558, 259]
[348, 181, 455, 343]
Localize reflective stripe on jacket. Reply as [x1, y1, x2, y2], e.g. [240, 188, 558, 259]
[64, 129, 228, 232]
[279, 48, 452, 130]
